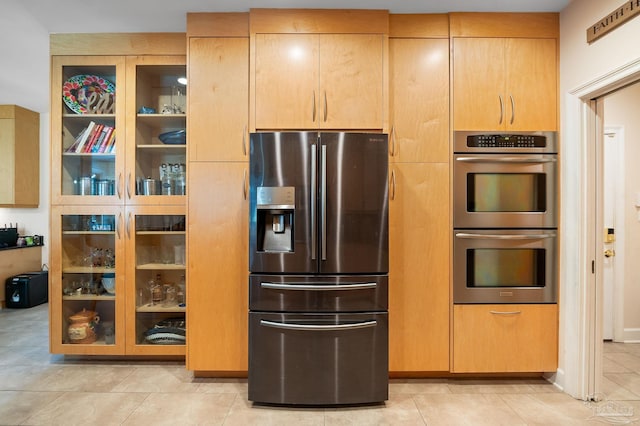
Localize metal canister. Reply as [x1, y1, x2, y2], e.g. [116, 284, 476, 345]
[143, 178, 157, 195]
[77, 177, 92, 195]
[96, 179, 111, 196]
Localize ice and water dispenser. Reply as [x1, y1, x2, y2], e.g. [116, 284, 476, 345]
[256, 187, 295, 252]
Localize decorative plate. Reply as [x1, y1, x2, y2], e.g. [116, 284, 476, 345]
[62, 75, 115, 114]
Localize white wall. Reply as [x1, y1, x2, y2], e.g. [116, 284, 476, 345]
[560, 0, 640, 398]
[0, 2, 50, 264]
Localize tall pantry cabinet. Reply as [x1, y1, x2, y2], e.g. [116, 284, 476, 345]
[388, 15, 451, 373]
[49, 34, 188, 356]
[186, 13, 250, 373]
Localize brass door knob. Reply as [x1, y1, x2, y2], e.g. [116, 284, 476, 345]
[604, 249, 616, 258]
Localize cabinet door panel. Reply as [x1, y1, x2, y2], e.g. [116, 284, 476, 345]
[506, 38, 557, 131]
[453, 304, 558, 373]
[390, 39, 449, 163]
[189, 38, 249, 161]
[453, 38, 505, 131]
[187, 162, 248, 372]
[389, 163, 450, 372]
[320, 34, 384, 129]
[255, 34, 318, 129]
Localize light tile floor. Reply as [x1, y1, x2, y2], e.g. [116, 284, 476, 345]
[0, 303, 638, 425]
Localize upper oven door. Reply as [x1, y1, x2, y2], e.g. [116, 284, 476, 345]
[453, 153, 557, 229]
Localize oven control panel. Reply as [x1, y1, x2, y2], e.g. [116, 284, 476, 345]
[467, 134, 547, 148]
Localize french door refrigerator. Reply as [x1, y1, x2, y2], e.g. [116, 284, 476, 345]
[248, 132, 389, 405]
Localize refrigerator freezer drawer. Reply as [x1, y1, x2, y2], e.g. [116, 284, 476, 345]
[248, 312, 388, 405]
[249, 274, 388, 312]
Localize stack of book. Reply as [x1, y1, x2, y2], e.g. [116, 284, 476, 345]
[66, 121, 116, 153]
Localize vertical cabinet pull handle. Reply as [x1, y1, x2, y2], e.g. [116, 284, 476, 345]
[323, 91, 327, 122]
[509, 95, 515, 125]
[117, 173, 122, 199]
[242, 169, 248, 201]
[126, 173, 131, 199]
[126, 212, 132, 239]
[312, 91, 316, 122]
[391, 169, 396, 201]
[242, 125, 247, 156]
[498, 95, 504, 125]
[116, 213, 122, 240]
[390, 125, 396, 157]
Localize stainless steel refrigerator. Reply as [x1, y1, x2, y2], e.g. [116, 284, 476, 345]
[248, 132, 389, 405]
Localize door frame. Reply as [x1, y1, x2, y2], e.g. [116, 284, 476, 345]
[569, 58, 640, 400]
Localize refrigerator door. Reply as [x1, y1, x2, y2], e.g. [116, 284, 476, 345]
[320, 133, 389, 274]
[249, 132, 317, 273]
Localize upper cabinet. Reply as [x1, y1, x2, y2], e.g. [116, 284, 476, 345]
[255, 34, 384, 130]
[450, 13, 559, 132]
[250, 9, 389, 131]
[0, 105, 40, 207]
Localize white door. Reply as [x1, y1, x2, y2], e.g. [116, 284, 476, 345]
[602, 127, 624, 341]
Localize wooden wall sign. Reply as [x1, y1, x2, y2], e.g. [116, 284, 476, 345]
[587, 0, 640, 43]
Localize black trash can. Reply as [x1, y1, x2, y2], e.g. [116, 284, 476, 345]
[5, 271, 48, 308]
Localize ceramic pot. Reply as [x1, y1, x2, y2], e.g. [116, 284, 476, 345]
[68, 309, 100, 344]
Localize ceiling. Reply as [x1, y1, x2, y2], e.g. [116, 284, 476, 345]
[20, 0, 572, 33]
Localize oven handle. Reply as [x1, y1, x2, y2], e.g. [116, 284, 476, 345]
[261, 282, 377, 291]
[455, 232, 556, 240]
[260, 320, 377, 331]
[455, 156, 557, 163]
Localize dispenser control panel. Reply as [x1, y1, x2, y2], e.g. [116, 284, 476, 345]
[257, 186, 295, 209]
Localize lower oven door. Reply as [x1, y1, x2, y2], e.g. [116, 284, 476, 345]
[248, 312, 388, 405]
[453, 229, 557, 304]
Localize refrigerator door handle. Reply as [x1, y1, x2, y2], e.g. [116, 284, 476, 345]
[260, 319, 377, 331]
[261, 282, 378, 291]
[321, 144, 327, 261]
[311, 144, 317, 260]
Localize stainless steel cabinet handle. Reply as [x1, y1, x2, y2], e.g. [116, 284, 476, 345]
[260, 320, 377, 331]
[321, 145, 327, 260]
[390, 125, 396, 156]
[116, 213, 122, 239]
[242, 124, 247, 156]
[391, 169, 396, 201]
[126, 173, 131, 199]
[498, 95, 504, 125]
[490, 310, 522, 315]
[261, 282, 377, 291]
[323, 90, 327, 122]
[117, 173, 122, 199]
[510, 94, 515, 125]
[455, 232, 556, 240]
[242, 169, 247, 201]
[126, 212, 132, 239]
[311, 145, 317, 260]
[312, 91, 316, 122]
[455, 156, 557, 163]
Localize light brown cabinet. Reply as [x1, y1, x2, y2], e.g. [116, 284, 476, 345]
[0, 105, 39, 207]
[188, 37, 249, 162]
[49, 36, 188, 356]
[389, 163, 450, 372]
[387, 19, 451, 373]
[452, 37, 557, 131]
[187, 162, 248, 372]
[452, 304, 558, 373]
[186, 18, 250, 373]
[254, 33, 384, 130]
[389, 38, 449, 163]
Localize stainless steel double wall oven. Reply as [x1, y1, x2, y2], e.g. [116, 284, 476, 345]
[453, 131, 558, 304]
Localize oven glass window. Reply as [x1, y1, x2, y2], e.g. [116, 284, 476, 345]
[467, 173, 546, 212]
[467, 248, 545, 288]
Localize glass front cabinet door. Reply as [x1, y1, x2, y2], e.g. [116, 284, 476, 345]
[51, 56, 126, 205]
[125, 57, 187, 205]
[125, 207, 186, 355]
[50, 206, 125, 355]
